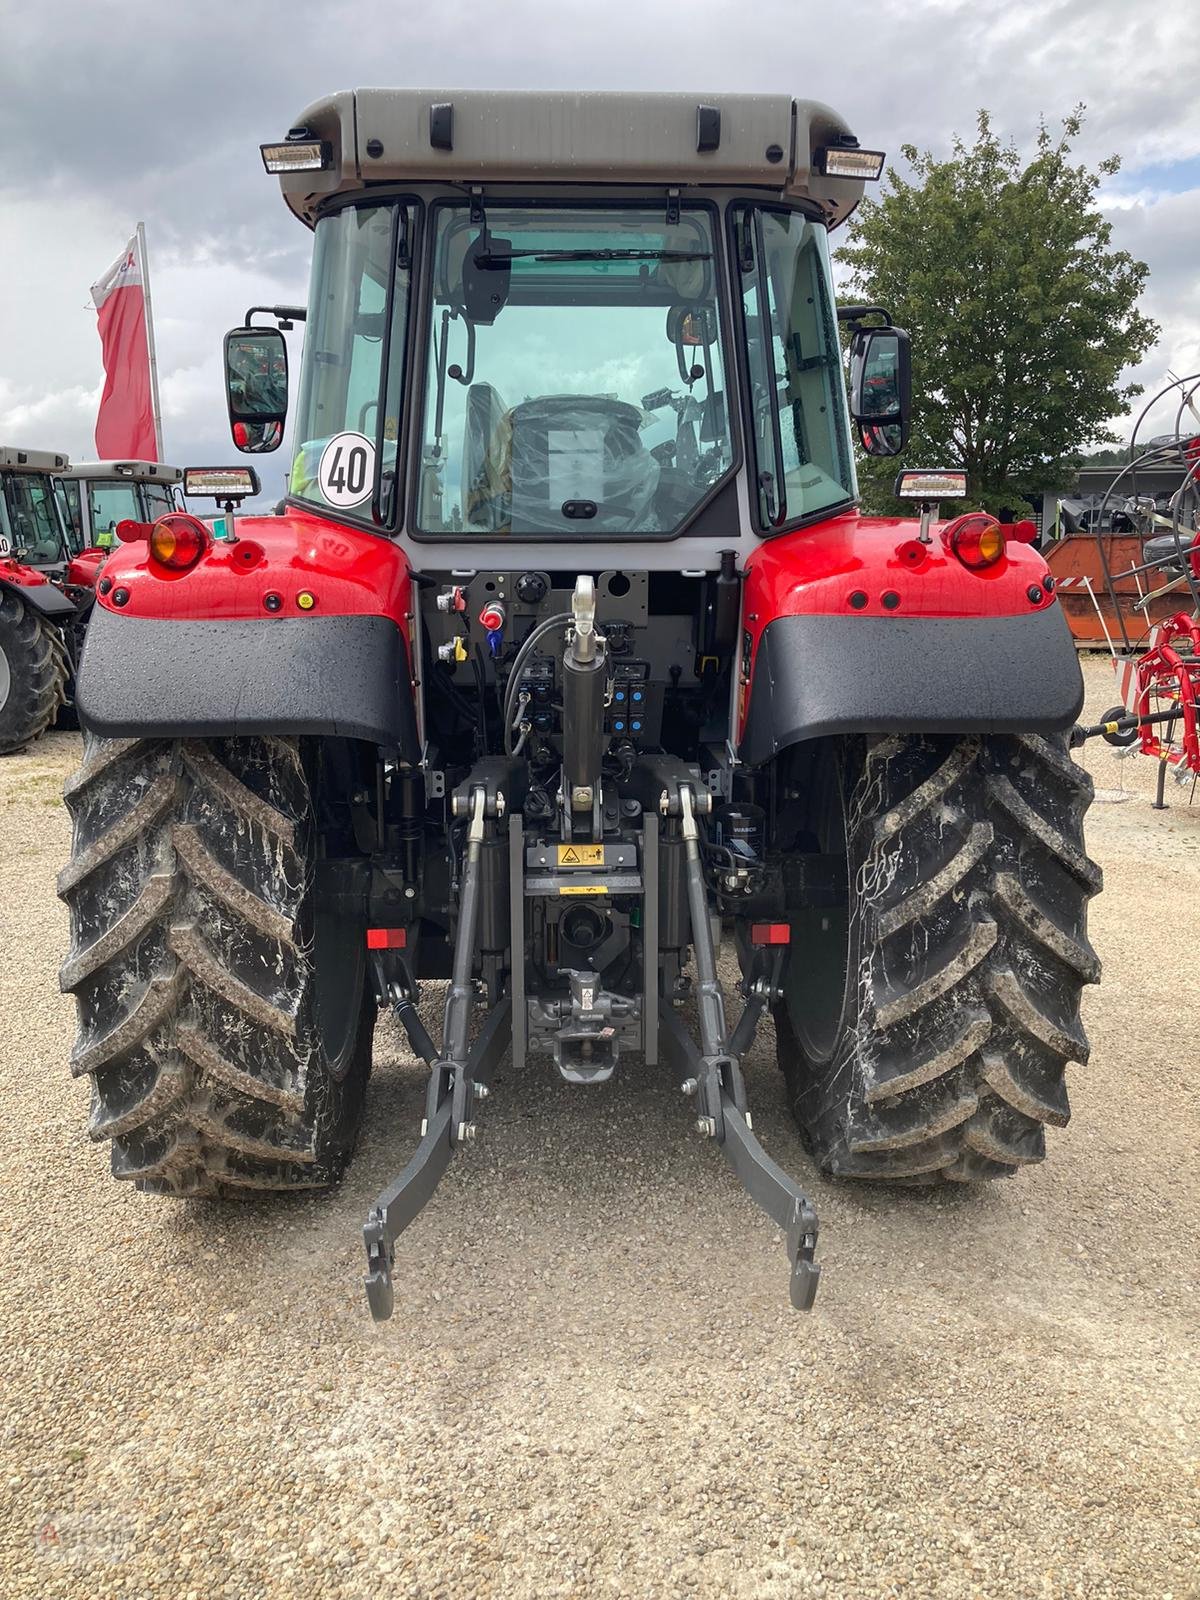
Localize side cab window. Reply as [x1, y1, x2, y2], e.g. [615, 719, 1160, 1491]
[733, 206, 855, 531]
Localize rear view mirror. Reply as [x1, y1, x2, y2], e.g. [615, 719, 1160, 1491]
[224, 326, 288, 449]
[233, 421, 284, 453]
[667, 304, 716, 384]
[666, 304, 716, 348]
[859, 423, 905, 458]
[849, 326, 911, 456]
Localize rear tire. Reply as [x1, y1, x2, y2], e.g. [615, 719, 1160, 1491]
[59, 734, 375, 1196]
[0, 589, 68, 754]
[776, 732, 1101, 1182]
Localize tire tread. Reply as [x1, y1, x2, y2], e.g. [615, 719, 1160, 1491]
[780, 730, 1099, 1184]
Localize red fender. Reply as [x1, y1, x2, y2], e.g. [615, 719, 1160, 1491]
[91, 506, 413, 628]
[738, 510, 1064, 748]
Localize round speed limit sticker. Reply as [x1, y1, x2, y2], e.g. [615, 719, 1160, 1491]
[318, 432, 376, 509]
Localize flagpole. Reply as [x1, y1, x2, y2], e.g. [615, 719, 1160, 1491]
[137, 221, 164, 461]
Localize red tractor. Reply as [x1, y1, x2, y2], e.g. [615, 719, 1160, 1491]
[60, 91, 1099, 1317]
[59, 459, 183, 565]
[0, 451, 182, 753]
[1, 446, 82, 753]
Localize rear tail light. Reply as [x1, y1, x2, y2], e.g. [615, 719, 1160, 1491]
[115, 519, 152, 543]
[149, 513, 209, 572]
[943, 512, 1005, 571]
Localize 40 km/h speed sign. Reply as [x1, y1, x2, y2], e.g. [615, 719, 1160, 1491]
[318, 432, 375, 509]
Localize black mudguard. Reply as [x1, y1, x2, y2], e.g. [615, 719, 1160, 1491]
[76, 607, 420, 759]
[739, 608, 1084, 765]
[0, 575, 77, 618]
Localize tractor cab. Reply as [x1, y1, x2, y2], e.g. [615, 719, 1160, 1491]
[59, 460, 183, 583]
[0, 446, 74, 571]
[231, 92, 906, 557]
[0, 447, 77, 753]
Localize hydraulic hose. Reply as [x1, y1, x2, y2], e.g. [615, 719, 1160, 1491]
[502, 612, 572, 755]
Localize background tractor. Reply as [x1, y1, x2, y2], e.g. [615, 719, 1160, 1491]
[60, 91, 1099, 1317]
[0, 451, 183, 753]
[59, 459, 183, 567]
[1, 446, 78, 752]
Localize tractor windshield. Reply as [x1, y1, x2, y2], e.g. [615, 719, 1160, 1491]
[88, 481, 141, 543]
[65, 478, 165, 550]
[0, 472, 69, 564]
[417, 205, 734, 536]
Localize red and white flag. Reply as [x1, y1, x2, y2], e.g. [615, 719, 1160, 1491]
[92, 228, 161, 461]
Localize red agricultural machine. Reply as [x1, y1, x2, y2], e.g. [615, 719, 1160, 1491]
[1072, 377, 1200, 803]
[0, 451, 183, 753]
[59, 459, 183, 557]
[59, 91, 1100, 1318]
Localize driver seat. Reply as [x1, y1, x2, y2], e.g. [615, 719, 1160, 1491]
[506, 395, 659, 534]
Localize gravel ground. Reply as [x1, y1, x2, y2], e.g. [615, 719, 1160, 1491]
[1, 657, 1197, 1600]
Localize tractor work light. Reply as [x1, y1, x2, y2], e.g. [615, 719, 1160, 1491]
[183, 467, 260, 501]
[149, 513, 209, 572]
[944, 512, 1005, 571]
[260, 138, 331, 174]
[895, 469, 968, 501]
[816, 146, 886, 181]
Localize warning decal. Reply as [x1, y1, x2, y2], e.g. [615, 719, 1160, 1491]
[557, 844, 604, 866]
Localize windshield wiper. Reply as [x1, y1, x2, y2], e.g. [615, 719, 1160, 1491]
[473, 248, 711, 266]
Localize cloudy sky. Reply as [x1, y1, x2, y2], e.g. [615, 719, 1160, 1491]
[2, 0, 1197, 501]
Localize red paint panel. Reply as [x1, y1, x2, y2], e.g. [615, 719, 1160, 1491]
[90, 507, 413, 629]
[66, 549, 108, 590]
[742, 511, 1054, 640]
[739, 510, 1060, 742]
[0, 559, 53, 588]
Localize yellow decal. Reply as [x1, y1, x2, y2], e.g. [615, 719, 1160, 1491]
[558, 885, 607, 895]
[557, 844, 604, 866]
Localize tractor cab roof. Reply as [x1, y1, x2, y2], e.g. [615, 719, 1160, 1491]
[61, 460, 183, 484]
[0, 446, 70, 473]
[271, 88, 875, 230]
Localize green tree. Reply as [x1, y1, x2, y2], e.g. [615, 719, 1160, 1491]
[838, 109, 1158, 515]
